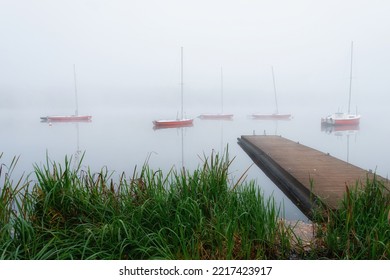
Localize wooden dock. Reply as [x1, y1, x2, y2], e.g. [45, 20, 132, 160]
[238, 135, 388, 218]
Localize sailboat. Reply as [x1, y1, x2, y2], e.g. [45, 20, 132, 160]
[153, 47, 194, 128]
[41, 65, 92, 122]
[199, 67, 233, 120]
[252, 66, 291, 120]
[321, 42, 361, 126]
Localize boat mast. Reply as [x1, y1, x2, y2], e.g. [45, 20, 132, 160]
[180, 47, 184, 120]
[73, 64, 79, 116]
[348, 41, 353, 115]
[220, 67, 224, 114]
[271, 66, 279, 114]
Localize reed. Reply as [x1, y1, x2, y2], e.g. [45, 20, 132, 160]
[312, 175, 390, 259]
[2, 152, 388, 259]
[0, 151, 292, 260]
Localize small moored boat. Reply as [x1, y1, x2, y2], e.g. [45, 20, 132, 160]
[252, 113, 291, 120]
[153, 47, 194, 129]
[199, 67, 233, 120]
[321, 112, 360, 126]
[252, 66, 291, 120]
[199, 113, 233, 120]
[153, 118, 193, 128]
[41, 115, 92, 122]
[41, 65, 92, 123]
[321, 42, 360, 126]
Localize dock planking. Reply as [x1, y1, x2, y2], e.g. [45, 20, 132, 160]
[238, 135, 388, 218]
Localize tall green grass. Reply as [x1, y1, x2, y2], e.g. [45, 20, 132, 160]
[313, 175, 390, 259]
[0, 151, 292, 260]
[2, 152, 389, 259]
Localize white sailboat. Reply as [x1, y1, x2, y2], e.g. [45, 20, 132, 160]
[199, 67, 233, 120]
[153, 47, 194, 128]
[321, 41, 361, 126]
[252, 66, 291, 120]
[41, 65, 92, 122]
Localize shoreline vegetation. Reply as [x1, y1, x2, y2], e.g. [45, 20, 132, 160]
[1, 151, 389, 260]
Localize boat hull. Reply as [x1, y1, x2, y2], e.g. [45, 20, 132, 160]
[321, 113, 360, 126]
[153, 118, 194, 128]
[41, 115, 92, 122]
[199, 114, 233, 120]
[252, 113, 291, 120]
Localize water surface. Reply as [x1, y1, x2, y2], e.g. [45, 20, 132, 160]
[2, 102, 389, 222]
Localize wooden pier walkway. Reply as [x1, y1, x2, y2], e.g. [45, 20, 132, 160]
[238, 135, 388, 217]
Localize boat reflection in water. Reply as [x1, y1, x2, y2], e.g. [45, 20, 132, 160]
[321, 122, 360, 136]
[321, 123, 360, 164]
[40, 120, 88, 168]
[152, 126, 190, 170]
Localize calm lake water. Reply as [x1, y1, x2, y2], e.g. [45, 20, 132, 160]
[2, 101, 390, 222]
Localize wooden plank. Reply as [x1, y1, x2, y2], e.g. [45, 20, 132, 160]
[238, 135, 388, 218]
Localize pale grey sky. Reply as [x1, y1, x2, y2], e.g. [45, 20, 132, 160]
[1, 0, 389, 112]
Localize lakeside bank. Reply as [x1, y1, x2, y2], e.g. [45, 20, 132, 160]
[1, 152, 389, 259]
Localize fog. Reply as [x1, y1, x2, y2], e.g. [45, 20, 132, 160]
[2, 1, 390, 222]
[1, 0, 390, 114]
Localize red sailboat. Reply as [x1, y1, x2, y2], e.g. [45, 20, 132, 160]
[41, 65, 92, 123]
[199, 67, 233, 120]
[252, 66, 291, 120]
[153, 47, 194, 128]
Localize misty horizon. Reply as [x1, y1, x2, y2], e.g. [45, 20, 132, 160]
[1, 0, 389, 117]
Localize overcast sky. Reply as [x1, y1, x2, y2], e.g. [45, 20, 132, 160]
[1, 0, 389, 112]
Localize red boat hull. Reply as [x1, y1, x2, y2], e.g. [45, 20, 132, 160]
[153, 118, 194, 128]
[333, 118, 360, 125]
[321, 113, 360, 126]
[41, 115, 92, 122]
